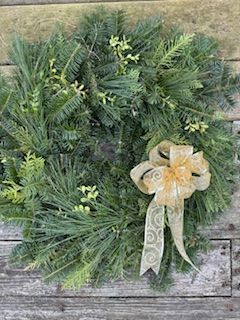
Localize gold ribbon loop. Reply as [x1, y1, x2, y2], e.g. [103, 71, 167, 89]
[130, 161, 157, 194]
[130, 140, 211, 275]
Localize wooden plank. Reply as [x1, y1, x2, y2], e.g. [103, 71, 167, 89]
[0, 240, 231, 297]
[0, 222, 22, 240]
[0, 296, 239, 320]
[1, 0, 150, 5]
[0, 0, 144, 5]
[232, 239, 240, 297]
[0, 0, 240, 64]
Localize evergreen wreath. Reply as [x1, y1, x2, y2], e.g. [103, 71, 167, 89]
[0, 9, 239, 291]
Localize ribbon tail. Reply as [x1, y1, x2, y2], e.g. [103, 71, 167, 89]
[140, 199, 164, 276]
[167, 199, 200, 272]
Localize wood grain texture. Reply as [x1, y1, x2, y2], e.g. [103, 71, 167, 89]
[0, 0, 239, 64]
[0, 240, 231, 297]
[232, 240, 240, 297]
[0, 296, 239, 320]
[0, 223, 22, 240]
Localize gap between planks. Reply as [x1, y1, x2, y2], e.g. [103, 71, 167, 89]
[232, 239, 240, 297]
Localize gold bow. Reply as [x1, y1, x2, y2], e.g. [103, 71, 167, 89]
[130, 140, 211, 276]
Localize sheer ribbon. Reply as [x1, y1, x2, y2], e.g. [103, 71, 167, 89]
[130, 140, 211, 275]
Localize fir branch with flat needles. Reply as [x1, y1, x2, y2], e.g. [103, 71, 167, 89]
[153, 33, 194, 68]
[0, 9, 239, 291]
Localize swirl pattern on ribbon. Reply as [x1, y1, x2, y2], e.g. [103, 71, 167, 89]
[140, 201, 164, 275]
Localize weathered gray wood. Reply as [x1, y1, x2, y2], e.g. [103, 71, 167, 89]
[0, 223, 22, 240]
[0, 296, 239, 320]
[0, 0, 240, 64]
[0, 240, 231, 297]
[232, 239, 240, 297]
